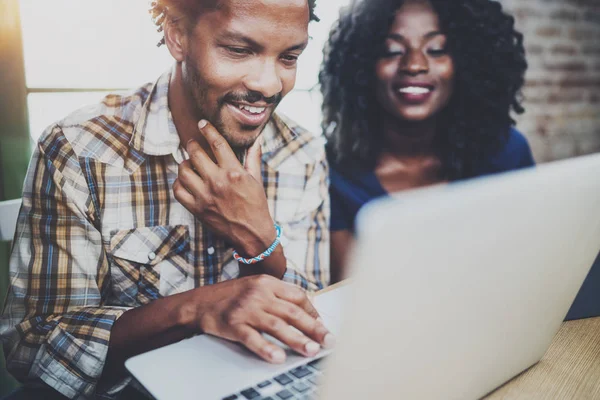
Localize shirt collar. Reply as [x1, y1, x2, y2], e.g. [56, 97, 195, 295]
[131, 70, 180, 157]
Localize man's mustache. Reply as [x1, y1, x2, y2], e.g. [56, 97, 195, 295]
[221, 90, 282, 106]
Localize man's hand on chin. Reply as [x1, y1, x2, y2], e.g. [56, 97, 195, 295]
[173, 119, 279, 267]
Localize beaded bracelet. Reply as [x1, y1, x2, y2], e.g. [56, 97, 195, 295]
[233, 224, 282, 265]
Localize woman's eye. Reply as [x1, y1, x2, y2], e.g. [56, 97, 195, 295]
[382, 49, 405, 58]
[428, 48, 448, 57]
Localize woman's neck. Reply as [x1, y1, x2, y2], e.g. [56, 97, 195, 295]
[381, 116, 437, 158]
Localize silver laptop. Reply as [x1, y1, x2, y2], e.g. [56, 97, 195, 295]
[126, 153, 600, 400]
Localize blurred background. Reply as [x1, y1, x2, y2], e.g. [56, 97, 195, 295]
[1, 0, 599, 395]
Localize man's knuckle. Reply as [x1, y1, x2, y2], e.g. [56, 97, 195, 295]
[212, 139, 226, 151]
[267, 317, 284, 332]
[286, 305, 301, 320]
[179, 167, 193, 180]
[237, 328, 253, 344]
[227, 170, 243, 183]
[212, 180, 226, 194]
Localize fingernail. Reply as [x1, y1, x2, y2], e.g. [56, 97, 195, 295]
[198, 119, 208, 129]
[322, 333, 336, 349]
[305, 341, 320, 355]
[270, 349, 286, 363]
[316, 317, 324, 325]
[186, 139, 195, 146]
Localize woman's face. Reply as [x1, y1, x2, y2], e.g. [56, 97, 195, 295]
[375, 0, 455, 123]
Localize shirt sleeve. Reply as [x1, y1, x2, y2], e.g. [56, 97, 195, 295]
[280, 148, 330, 292]
[0, 126, 131, 399]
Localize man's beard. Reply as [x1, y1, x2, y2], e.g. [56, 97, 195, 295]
[183, 55, 283, 154]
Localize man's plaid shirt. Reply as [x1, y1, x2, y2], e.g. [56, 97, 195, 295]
[0, 71, 330, 399]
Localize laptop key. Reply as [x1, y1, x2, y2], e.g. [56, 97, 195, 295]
[308, 377, 319, 385]
[257, 380, 272, 388]
[261, 398, 274, 400]
[292, 382, 311, 393]
[290, 366, 312, 379]
[308, 359, 323, 370]
[222, 396, 238, 400]
[240, 388, 261, 399]
[274, 373, 294, 386]
[276, 389, 294, 399]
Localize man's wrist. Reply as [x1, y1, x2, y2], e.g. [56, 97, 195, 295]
[176, 289, 203, 333]
[236, 224, 278, 258]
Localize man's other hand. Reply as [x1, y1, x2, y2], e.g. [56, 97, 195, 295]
[183, 275, 334, 363]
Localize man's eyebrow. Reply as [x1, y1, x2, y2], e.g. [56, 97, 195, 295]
[217, 31, 309, 52]
[387, 31, 445, 41]
[217, 31, 262, 48]
[287, 39, 309, 52]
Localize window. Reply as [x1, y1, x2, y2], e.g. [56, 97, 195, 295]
[20, 0, 351, 141]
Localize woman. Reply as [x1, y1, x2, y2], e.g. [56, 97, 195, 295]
[320, 0, 534, 282]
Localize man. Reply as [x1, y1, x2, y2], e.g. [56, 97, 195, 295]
[0, 0, 331, 398]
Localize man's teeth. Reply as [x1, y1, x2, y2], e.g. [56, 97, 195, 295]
[399, 87, 431, 95]
[238, 105, 266, 114]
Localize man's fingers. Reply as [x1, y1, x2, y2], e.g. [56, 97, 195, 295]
[254, 314, 321, 358]
[273, 283, 320, 320]
[233, 324, 287, 364]
[186, 139, 218, 178]
[197, 120, 240, 167]
[268, 299, 332, 349]
[245, 135, 263, 182]
[177, 160, 208, 199]
[173, 178, 197, 209]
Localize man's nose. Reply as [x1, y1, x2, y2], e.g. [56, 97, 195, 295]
[244, 60, 283, 100]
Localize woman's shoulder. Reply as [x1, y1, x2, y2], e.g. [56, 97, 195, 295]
[480, 127, 535, 176]
[328, 159, 383, 198]
[327, 151, 386, 216]
[505, 127, 532, 155]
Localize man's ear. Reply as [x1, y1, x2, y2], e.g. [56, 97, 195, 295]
[164, 18, 187, 62]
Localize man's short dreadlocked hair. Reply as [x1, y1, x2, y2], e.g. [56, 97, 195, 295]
[150, 0, 319, 47]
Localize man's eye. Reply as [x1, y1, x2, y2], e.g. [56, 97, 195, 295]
[281, 54, 299, 65]
[227, 47, 252, 56]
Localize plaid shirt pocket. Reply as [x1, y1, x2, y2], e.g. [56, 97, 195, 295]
[109, 225, 190, 306]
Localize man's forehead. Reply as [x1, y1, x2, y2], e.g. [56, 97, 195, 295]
[213, 0, 309, 20]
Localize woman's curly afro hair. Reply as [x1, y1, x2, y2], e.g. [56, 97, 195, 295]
[320, 0, 527, 180]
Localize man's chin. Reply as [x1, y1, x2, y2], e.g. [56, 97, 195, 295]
[223, 122, 269, 149]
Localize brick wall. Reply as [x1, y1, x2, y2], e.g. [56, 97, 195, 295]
[502, 0, 600, 162]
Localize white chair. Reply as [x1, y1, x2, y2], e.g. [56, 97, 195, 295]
[0, 199, 21, 242]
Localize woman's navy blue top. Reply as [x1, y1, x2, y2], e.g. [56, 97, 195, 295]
[329, 128, 536, 231]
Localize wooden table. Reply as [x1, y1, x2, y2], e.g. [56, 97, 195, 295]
[484, 317, 600, 399]
[316, 283, 600, 399]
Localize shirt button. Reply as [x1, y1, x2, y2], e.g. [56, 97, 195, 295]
[207, 247, 215, 255]
[148, 252, 157, 261]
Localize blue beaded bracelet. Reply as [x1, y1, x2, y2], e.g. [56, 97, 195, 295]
[233, 224, 282, 265]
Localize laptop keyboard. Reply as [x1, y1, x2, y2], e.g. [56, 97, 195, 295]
[222, 358, 325, 400]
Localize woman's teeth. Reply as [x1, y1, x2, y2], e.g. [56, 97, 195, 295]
[398, 87, 432, 94]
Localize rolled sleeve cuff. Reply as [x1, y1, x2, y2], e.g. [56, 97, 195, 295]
[282, 267, 322, 292]
[29, 308, 130, 399]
